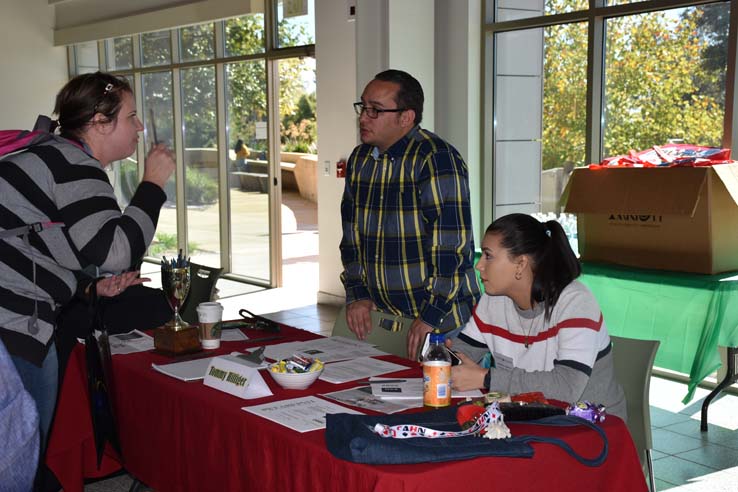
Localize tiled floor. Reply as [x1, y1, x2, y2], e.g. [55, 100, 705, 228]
[648, 377, 738, 491]
[82, 285, 738, 491]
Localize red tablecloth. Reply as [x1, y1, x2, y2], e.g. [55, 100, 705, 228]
[47, 326, 647, 492]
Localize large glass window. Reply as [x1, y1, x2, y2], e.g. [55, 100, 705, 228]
[182, 66, 220, 268]
[142, 71, 176, 258]
[277, 0, 315, 48]
[105, 37, 133, 71]
[488, 0, 730, 251]
[141, 30, 172, 67]
[225, 14, 265, 56]
[278, 57, 317, 287]
[70, 1, 315, 287]
[180, 23, 215, 62]
[74, 42, 99, 74]
[227, 60, 269, 281]
[604, 5, 727, 156]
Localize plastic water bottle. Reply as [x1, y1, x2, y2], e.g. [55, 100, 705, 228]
[422, 329, 452, 407]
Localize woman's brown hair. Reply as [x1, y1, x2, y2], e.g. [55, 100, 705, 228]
[53, 71, 132, 140]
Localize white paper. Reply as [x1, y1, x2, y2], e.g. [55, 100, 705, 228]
[369, 377, 483, 400]
[151, 356, 215, 381]
[108, 330, 155, 355]
[321, 387, 422, 414]
[242, 395, 363, 433]
[255, 121, 267, 140]
[263, 337, 385, 364]
[204, 355, 273, 399]
[220, 329, 249, 342]
[151, 351, 267, 382]
[295, 336, 387, 363]
[318, 357, 409, 384]
[263, 341, 305, 362]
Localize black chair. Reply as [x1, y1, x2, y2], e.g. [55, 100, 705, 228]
[180, 263, 223, 324]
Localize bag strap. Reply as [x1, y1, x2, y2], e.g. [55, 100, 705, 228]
[516, 415, 608, 467]
[87, 279, 108, 336]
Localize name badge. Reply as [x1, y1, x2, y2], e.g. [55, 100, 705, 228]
[204, 355, 273, 399]
[492, 352, 515, 372]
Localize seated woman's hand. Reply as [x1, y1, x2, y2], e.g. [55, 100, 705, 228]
[451, 352, 488, 391]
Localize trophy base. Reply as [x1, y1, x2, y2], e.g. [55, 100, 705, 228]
[153, 326, 201, 356]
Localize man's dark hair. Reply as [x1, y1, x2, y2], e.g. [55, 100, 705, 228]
[374, 69, 424, 126]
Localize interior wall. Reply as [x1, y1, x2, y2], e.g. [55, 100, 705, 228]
[435, 0, 482, 242]
[317, 0, 481, 304]
[0, 0, 68, 129]
[316, 0, 358, 304]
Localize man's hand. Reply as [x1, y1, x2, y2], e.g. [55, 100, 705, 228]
[451, 352, 487, 391]
[345, 300, 375, 340]
[407, 318, 433, 361]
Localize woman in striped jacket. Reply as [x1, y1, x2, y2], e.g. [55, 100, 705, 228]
[0, 72, 175, 450]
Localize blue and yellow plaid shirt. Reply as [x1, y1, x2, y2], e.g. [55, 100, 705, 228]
[340, 126, 480, 332]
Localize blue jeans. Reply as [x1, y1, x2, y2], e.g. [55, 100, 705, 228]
[0, 340, 40, 492]
[11, 343, 58, 452]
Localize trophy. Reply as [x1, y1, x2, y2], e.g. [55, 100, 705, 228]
[154, 253, 201, 356]
[162, 266, 190, 331]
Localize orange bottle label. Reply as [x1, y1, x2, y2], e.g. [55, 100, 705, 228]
[423, 361, 451, 407]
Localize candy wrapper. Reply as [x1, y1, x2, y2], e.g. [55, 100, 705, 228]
[566, 401, 606, 423]
[270, 354, 323, 374]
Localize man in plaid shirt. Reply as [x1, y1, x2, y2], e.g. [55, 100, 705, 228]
[340, 69, 480, 360]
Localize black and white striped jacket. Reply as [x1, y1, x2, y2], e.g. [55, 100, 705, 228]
[0, 137, 165, 365]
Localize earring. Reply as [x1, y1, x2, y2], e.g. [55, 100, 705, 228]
[515, 271, 522, 280]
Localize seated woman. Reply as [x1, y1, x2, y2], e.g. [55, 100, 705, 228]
[450, 213, 627, 420]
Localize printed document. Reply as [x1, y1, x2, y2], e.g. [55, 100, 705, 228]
[242, 395, 363, 433]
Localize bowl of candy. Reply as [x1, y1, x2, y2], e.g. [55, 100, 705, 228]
[267, 355, 324, 390]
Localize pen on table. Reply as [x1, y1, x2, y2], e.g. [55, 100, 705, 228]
[355, 379, 407, 385]
[245, 335, 283, 344]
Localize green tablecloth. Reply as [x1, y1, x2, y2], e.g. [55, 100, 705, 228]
[579, 262, 738, 403]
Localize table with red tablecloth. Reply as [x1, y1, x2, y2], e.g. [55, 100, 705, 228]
[46, 325, 647, 492]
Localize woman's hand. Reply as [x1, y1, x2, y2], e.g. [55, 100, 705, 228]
[451, 351, 488, 391]
[142, 144, 176, 189]
[94, 271, 150, 298]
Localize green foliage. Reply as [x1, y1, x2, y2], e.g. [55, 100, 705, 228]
[281, 93, 317, 152]
[116, 159, 216, 205]
[225, 16, 316, 155]
[149, 232, 199, 257]
[183, 168, 218, 205]
[542, 1, 726, 169]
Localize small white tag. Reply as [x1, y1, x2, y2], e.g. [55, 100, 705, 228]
[204, 355, 273, 399]
[492, 352, 515, 371]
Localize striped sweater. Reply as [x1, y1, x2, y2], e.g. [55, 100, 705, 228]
[0, 136, 165, 365]
[452, 280, 627, 420]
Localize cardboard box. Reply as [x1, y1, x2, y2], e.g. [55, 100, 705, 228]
[563, 163, 738, 274]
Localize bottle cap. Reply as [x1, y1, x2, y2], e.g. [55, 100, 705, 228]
[430, 329, 444, 344]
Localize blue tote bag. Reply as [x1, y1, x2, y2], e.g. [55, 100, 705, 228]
[325, 407, 607, 466]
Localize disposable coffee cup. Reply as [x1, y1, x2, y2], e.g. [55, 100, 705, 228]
[197, 302, 223, 349]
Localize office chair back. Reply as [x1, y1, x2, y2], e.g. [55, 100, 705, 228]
[610, 335, 660, 492]
[180, 263, 223, 324]
[332, 305, 414, 359]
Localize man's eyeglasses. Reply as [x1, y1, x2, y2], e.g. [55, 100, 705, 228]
[353, 102, 407, 119]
